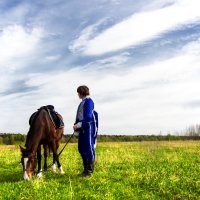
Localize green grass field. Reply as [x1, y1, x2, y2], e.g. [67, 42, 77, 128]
[0, 141, 199, 200]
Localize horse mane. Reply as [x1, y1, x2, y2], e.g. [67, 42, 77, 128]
[25, 106, 47, 148]
[29, 106, 47, 128]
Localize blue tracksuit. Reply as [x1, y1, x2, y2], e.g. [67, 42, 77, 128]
[75, 97, 96, 161]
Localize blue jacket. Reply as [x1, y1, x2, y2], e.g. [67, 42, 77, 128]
[75, 97, 94, 128]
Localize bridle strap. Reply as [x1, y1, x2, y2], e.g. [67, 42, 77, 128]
[23, 157, 37, 173]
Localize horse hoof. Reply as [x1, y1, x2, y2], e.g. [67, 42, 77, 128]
[59, 166, 65, 174]
[52, 164, 57, 172]
[37, 171, 43, 178]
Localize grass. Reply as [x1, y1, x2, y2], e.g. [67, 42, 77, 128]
[0, 141, 199, 200]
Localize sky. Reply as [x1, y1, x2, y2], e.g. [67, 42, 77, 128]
[0, 0, 200, 135]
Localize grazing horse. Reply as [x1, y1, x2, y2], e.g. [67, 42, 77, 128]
[20, 106, 64, 180]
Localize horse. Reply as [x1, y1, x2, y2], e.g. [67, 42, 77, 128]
[20, 105, 65, 180]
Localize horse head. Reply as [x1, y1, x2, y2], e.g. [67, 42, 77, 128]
[20, 146, 37, 180]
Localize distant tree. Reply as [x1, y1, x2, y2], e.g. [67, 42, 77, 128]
[0, 136, 3, 144]
[185, 124, 200, 136]
[3, 136, 10, 145]
[9, 134, 14, 145]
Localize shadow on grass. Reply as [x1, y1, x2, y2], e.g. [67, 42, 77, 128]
[0, 171, 23, 183]
[0, 160, 24, 183]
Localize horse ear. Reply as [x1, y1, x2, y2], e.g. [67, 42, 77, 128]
[19, 145, 25, 152]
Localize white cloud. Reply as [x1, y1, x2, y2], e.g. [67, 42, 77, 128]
[182, 38, 200, 56]
[70, 0, 200, 55]
[1, 38, 200, 134]
[43, 55, 62, 62]
[0, 24, 43, 94]
[69, 18, 108, 54]
[0, 25, 43, 72]
[81, 52, 130, 71]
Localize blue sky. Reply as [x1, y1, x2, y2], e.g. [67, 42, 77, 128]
[0, 0, 200, 135]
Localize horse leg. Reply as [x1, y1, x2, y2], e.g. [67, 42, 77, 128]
[51, 142, 56, 172]
[43, 144, 48, 171]
[56, 140, 65, 174]
[51, 142, 57, 172]
[37, 145, 43, 178]
[51, 141, 64, 174]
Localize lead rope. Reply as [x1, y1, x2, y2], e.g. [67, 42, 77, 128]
[46, 132, 75, 169]
[58, 132, 75, 156]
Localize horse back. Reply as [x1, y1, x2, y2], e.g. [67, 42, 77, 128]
[26, 107, 64, 147]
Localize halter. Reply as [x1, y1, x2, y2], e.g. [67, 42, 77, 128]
[22, 156, 37, 174]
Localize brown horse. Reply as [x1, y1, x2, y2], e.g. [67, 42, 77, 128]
[20, 106, 64, 180]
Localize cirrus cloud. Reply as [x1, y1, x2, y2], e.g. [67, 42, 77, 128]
[70, 0, 200, 56]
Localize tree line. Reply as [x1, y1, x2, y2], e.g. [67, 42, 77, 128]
[0, 133, 25, 145]
[0, 124, 200, 145]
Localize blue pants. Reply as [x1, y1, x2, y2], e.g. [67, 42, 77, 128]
[78, 122, 95, 161]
